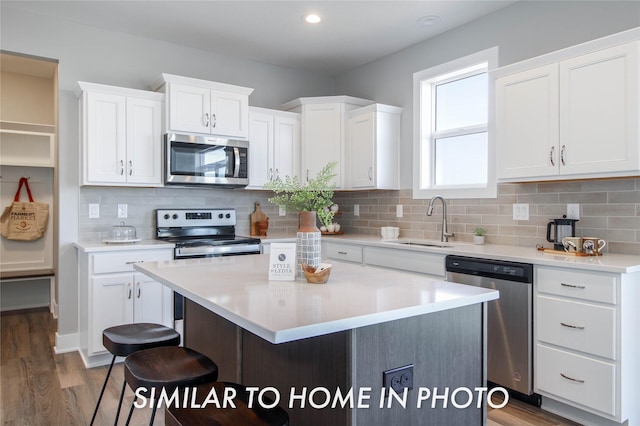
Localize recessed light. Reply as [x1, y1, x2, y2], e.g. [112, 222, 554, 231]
[303, 13, 322, 24]
[417, 15, 441, 27]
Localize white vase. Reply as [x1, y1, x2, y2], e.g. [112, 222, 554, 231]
[297, 211, 321, 278]
[327, 224, 336, 232]
[473, 235, 485, 245]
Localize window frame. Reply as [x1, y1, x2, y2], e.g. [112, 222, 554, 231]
[412, 47, 498, 199]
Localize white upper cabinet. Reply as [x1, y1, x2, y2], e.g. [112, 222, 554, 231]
[247, 107, 300, 189]
[154, 73, 253, 139]
[78, 82, 163, 186]
[347, 104, 402, 190]
[282, 96, 373, 189]
[496, 37, 639, 182]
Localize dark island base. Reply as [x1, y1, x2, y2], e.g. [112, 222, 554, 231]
[184, 298, 487, 426]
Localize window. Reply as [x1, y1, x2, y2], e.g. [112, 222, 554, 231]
[413, 47, 498, 199]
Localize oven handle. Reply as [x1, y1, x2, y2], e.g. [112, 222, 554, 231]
[233, 147, 241, 178]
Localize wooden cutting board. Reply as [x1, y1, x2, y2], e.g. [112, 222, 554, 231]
[250, 202, 267, 236]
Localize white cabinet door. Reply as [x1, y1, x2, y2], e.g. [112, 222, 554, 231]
[168, 83, 210, 134]
[496, 64, 559, 180]
[349, 111, 375, 188]
[126, 97, 163, 185]
[86, 91, 127, 183]
[133, 272, 173, 327]
[90, 273, 134, 355]
[247, 108, 299, 189]
[248, 110, 274, 188]
[301, 103, 343, 187]
[559, 42, 639, 175]
[211, 91, 249, 139]
[273, 114, 299, 182]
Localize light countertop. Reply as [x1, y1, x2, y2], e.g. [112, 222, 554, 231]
[74, 240, 174, 252]
[262, 234, 640, 274]
[134, 254, 498, 344]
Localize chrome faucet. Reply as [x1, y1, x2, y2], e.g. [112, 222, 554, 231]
[427, 195, 454, 242]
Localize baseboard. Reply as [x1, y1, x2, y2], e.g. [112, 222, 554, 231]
[50, 299, 58, 319]
[54, 331, 79, 354]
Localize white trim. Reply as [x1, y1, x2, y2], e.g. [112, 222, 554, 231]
[413, 47, 498, 200]
[54, 331, 79, 354]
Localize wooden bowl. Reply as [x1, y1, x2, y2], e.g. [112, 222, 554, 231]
[302, 263, 332, 284]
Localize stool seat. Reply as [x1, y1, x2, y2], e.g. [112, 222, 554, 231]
[103, 323, 180, 357]
[166, 382, 289, 426]
[124, 346, 219, 425]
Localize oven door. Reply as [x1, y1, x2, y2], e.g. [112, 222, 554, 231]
[165, 133, 248, 187]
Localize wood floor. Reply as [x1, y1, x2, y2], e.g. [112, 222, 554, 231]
[1, 308, 580, 425]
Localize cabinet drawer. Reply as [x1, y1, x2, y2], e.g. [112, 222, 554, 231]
[536, 295, 616, 359]
[536, 343, 615, 416]
[92, 249, 173, 274]
[364, 246, 445, 277]
[536, 266, 616, 304]
[324, 243, 363, 264]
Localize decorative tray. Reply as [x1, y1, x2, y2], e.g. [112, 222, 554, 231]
[321, 231, 344, 236]
[536, 246, 602, 256]
[102, 238, 142, 244]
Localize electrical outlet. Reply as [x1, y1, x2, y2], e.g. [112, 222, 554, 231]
[567, 204, 580, 220]
[88, 204, 100, 219]
[383, 364, 414, 393]
[354, 204, 360, 217]
[117, 204, 128, 218]
[396, 205, 403, 218]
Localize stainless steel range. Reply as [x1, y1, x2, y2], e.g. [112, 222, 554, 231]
[156, 208, 262, 333]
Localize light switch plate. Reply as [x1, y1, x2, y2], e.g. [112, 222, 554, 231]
[117, 204, 128, 218]
[354, 204, 360, 216]
[396, 205, 403, 218]
[512, 203, 529, 221]
[279, 206, 286, 217]
[89, 204, 100, 219]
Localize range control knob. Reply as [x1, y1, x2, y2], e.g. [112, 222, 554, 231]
[225, 213, 231, 219]
[218, 213, 224, 219]
[172, 214, 178, 220]
[163, 214, 170, 220]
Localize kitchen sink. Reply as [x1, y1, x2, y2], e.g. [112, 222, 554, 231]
[388, 240, 452, 248]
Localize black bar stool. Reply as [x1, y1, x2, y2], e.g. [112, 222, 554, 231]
[165, 382, 289, 426]
[90, 323, 180, 426]
[123, 346, 219, 425]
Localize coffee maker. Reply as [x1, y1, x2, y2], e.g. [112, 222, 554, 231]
[546, 216, 579, 250]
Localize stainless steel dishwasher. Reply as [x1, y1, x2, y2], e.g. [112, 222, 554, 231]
[445, 255, 539, 404]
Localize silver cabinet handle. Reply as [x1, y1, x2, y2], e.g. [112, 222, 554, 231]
[560, 373, 584, 383]
[120, 160, 124, 175]
[560, 144, 566, 166]
[137, 283, 141, 298]
[129, 160, 133, 176]
[268, 168, 273, 181]
[128, 283, 132, 300]
[204, 113, 210, 127]
[560, 322, 585, 330]
[275, 168, 279, 180]
[550, 146, 555, 166]
[125, 260, 144, 265]
[306, 169, 309, 182]
[338, 251, 348, 255]
[561, 282, 585, 289]
[212, 113, 217, 128]
[368, 166, 373, 181]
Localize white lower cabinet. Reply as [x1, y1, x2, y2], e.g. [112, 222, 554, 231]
[364, 246, 445, 278]
[534, 265, 640, 425]
[324, 242, 363, 264]
[78, 246, 173, 366]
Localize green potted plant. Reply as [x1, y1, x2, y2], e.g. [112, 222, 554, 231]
[473, 227, 486, 245]
[264, 162, 337, 274]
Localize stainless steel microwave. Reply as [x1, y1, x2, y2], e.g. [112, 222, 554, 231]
[164, 133, 249, 187]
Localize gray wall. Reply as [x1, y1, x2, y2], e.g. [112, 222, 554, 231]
[335, 0, 640, 188]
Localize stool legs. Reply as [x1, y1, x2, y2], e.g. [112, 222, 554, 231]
[90, 354, 116, 426]
[113, 379, 127, 426]
[124, 395, 157, 426]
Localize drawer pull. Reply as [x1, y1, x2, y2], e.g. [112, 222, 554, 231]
[560, 322, 585, 330]
[125, 260, 144, 265]
[560, 282, 585, 289]
[338, 251, 348, 255]
[560, 373, 585, 384]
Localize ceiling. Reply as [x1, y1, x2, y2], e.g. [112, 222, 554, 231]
[3, 1, 517, 76]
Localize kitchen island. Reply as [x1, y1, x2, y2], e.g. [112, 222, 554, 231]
[135, 254, 498, 426]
